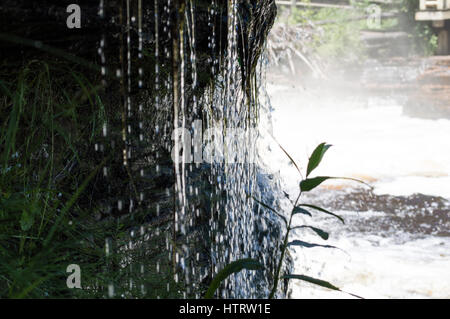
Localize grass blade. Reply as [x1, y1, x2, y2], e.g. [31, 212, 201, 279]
[288, 240, 338, 250]
[292, 206, 312, 217]
[43, 157, 107, 247]
[283, 274, 363, 299]
[290, 225, 329, 240]
[204, 259, 263, 299]
[298, 204, 345, 224]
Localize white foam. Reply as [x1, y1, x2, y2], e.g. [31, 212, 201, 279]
[374, 176, 450, 199]
[290, 234, 450, 299]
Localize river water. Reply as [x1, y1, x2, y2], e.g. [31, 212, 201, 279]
[264, 58, 450, 298]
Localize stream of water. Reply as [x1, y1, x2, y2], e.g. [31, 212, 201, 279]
[96, 0, 277, 298]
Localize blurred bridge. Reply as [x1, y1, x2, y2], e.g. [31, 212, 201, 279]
[275, 0, 353, 10]
[275, 0, 400, 9]
[416, 0, 450, 54]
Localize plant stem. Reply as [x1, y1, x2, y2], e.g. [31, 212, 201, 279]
[269, 191, 302, 299]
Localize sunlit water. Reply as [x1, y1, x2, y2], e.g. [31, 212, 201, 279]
[264, 66, 450, 298]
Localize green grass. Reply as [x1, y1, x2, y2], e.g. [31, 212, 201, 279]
[0, 60, 101, 297]
[0, 60, 186, 298]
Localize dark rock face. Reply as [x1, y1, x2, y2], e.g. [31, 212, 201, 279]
[237, 1, 277, 84]
[0, 0, 276, 212]
[1, 0, 285, 298]
[1, 0, 276, 88]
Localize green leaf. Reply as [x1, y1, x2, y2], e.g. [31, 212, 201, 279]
[300, 176, 333, 192]
[290, 225, 329, 240]
[283, 274, 340, 291]
[20, 209, 34, 231]
[292, 206, 312, 217]
[288, 240, 338, 250]
[306, 143, 332, 177]
[301, 175, 372, 193]
[300, 175, 372, 193]
[298, 204, 345, 224]
[204, 259, 263, 299]
[283, 274, 363, 299]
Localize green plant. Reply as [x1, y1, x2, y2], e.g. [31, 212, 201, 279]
[207, 143, 366, 299]
[268, 142, 365, 298]
[0, 59, 109, 298]
[0, 47, 196, 299]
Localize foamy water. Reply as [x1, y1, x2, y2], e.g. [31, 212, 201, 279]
[266, 84, 450, 198]
[290, 232, 450, 299]
[263, 82, 450, 299]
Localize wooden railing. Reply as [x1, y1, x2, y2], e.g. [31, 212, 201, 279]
[275, 0, 352, 10]
[275, 0, 402, 10]
[419, 0, 450, 10]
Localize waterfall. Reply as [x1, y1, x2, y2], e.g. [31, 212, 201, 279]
[95, 0, 281, 299]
